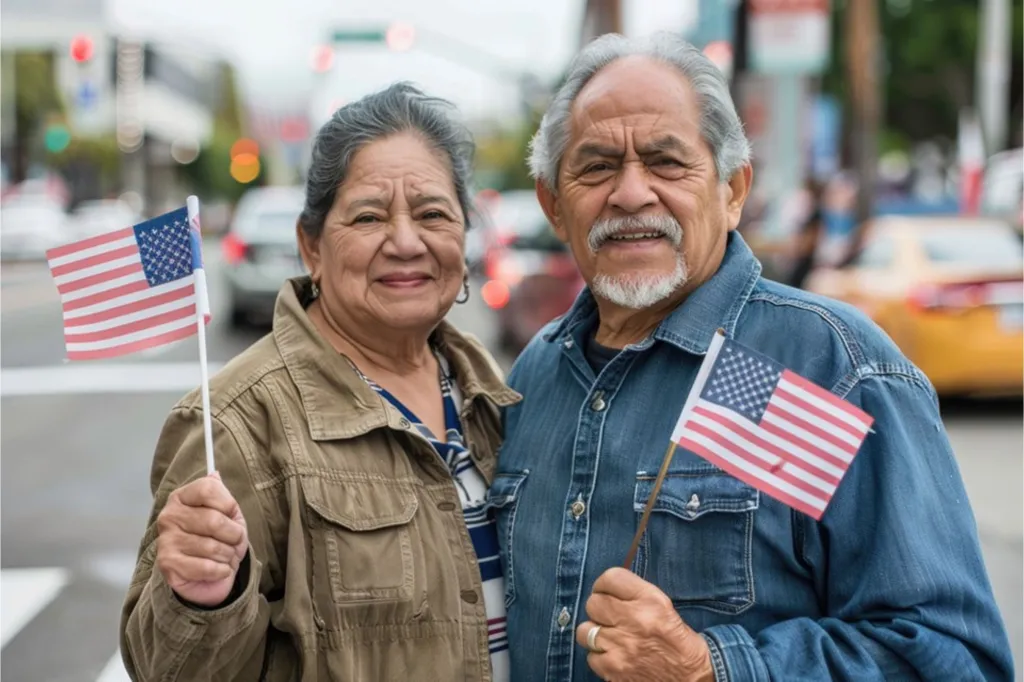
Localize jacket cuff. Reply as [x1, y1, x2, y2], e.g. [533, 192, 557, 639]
[150, 547, 262, 646]
[702, 624, 771, 682]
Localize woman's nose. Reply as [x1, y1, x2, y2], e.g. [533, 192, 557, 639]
[383, 215, 429, 258]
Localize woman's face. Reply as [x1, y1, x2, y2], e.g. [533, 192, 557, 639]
[299, 132, 466, 336]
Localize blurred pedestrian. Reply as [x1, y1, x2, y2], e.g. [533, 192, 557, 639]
[494, 32, 1014, 682]
[120, 82, 519, 681]
[785, 178, 826, 289]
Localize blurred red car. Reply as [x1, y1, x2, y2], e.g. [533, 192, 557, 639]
[477, 191, 584, 354]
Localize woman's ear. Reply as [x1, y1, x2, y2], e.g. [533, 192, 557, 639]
[296, 220, 321, 281]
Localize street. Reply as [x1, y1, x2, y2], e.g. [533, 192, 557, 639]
[1, 246, 1021, 681]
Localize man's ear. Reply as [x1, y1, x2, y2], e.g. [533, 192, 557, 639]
[723, 163, 753, 232]
[536, 179, 568, 243]
[296, 220, 321, 280]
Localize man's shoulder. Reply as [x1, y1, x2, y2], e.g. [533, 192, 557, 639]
[741, 277, 929, 392]
[506, 318, 566, 387]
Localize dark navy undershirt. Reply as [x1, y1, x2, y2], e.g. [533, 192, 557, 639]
[584, 331, 621, 373]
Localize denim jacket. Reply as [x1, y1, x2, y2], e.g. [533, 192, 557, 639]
[492, 231, 1013, 682]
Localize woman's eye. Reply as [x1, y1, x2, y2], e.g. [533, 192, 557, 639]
[354, 214, 379, 224]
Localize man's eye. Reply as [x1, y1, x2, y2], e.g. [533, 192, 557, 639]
[654, 158, 683, 167]
[583, 163, 612, 174]
[422, 210, 447, 221]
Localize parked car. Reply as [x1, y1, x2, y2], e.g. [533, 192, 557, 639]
[69, 199, 140, 240]
[477, 190, 584, 353]
[221, 186, 307, 328]
[806, 215, 1023, 397]
[0, 196, 69, 261]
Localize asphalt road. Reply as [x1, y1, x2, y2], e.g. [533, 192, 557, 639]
[1, 246, 1020, 681]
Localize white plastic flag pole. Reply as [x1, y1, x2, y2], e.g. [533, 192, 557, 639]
[186, 195, 215, 475]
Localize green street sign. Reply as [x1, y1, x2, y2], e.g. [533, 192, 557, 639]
[44, 124, 71, 153]
[332, 29, 386, 43]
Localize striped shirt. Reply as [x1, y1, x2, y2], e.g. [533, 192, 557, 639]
[356, 356, 510, 680]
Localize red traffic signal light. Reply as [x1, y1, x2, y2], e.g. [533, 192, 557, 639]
[70, 35, 94, 63]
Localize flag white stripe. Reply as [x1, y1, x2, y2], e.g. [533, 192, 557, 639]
[697, 402, 846, 478]
[691, 408, 837, 494]
[762, 409, 855, 464]
[63, 277, 194, 319]
[777, 376, 869, 431]
[780, 461, 838, 494]
[770, 393, 863, 447]
[53, 254, 140, 287]
[66, 316, 197, 352]
[64, 296, 197, 334]
[47, 236, 136, 268]
[684, 431, 828, 510]
[60, 271, 147, 303]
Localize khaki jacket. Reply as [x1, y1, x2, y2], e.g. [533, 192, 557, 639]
[120, 277, 521, 681]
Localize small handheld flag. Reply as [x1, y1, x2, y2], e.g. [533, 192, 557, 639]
[624, 330, 873, 570]
[46, 196, 218, 474]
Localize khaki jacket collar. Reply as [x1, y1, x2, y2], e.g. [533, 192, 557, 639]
[272, 276, 519, 442]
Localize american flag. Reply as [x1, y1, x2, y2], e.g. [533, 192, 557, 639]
[46, 207, 210, 361]
[671, 336, 874, 520]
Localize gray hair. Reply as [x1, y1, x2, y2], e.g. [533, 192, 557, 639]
[299, 82, 476, 238]
[528, 32, 751, 191]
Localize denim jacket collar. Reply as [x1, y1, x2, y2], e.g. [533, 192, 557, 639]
[545, 230, 762, 356]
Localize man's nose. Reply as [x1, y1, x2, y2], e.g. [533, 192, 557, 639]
[385, 215, 429, 258]
[608, 162, 658, 214]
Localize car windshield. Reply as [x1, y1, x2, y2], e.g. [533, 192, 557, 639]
[488, 196, 564, 252]
[920, 223, 1023, 269]
[239, 210, 301, 242]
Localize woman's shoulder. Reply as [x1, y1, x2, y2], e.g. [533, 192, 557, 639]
[172, 332, 289, 417]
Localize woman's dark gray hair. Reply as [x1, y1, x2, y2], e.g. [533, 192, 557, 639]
[299, 82, 477, 238]
[528, 32, 751, 190]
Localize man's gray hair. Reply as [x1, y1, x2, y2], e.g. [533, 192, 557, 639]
[528, 32, 751, 191]
[299, 82, 476, 238]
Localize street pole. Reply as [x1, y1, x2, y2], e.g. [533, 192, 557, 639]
[845, 0, 880, 256]
[977, 0, 1011, 154]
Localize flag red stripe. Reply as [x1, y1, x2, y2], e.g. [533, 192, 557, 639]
[679, 436, 826, 521]
[758, 417, 851, 471]
[56, 263, 143, 295]
[46, 227, 135, 260]
[62, 279, 150, 312]
[687, 420, 836, 501]
[763, 402, 857, 456]
[49, 244, 138, 278]
[63, 287, 193, 327]
[64, 305, 195, 344]
[693, 405, 841, 485]
[774, 383, 866, 440]
[780, 370, 872, 426]
[65, 324, 198, 360]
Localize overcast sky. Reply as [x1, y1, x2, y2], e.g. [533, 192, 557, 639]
[106, 0, 700, 121]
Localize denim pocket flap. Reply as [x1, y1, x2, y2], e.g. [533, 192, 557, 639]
[486, 470, 529, 509]
[633, 471, 759, 521]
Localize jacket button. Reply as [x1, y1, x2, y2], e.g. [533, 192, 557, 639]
[460, 589, 479, 604]
[590, 391, 606, 412]
[399, 418, 411, 429]
[570, 500, 586, 518]
[437, 501, 457, 511]
[556, 607, 571, 627]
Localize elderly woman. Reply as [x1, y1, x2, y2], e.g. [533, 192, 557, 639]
[119, 83, 520, 681]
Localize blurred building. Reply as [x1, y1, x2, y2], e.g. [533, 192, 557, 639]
[1, 0, 230, 214]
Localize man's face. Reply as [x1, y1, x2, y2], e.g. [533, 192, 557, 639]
[537, 56, 751, 310]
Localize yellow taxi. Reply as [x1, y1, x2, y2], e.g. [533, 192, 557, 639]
[806, 215, 1023, 397]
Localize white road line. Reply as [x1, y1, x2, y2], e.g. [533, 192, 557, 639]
[0, 567, 69, 648]
[0, 362, 225, 396]
[96, 652, 132, 682]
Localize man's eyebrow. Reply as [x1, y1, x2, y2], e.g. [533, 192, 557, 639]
[571, 142, 622, 160]
[637, 135, 697, 156]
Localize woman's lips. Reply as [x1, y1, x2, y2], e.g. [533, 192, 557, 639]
[378, 275, 431, 288]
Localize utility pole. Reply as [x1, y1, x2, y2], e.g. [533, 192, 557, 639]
[844, 0, 880, 257]
[976, 0, 1011, 154]
[580, 0, 622, 46]
[730, 0, 749, 102]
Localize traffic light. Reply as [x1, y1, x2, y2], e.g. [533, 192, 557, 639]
[70, 35, 94, 64]
[310, 44, 335, 73]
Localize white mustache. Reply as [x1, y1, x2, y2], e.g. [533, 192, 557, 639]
[588, 215, 683, 252]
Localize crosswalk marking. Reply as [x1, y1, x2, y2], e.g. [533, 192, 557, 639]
[2, 568, 132, 681]
[1, 567, 69, 648]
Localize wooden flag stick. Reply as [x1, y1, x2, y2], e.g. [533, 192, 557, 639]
[623, 439, 680, 570]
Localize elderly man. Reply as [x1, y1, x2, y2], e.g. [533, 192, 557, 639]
[492, 32, 1013, 682]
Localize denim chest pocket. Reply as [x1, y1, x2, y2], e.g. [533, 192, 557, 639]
[633, 469, 759, 614]
[300, 474, 429, 629]
[485, 470, 529, 609]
